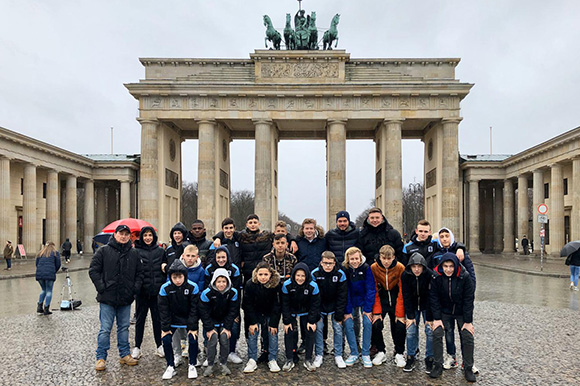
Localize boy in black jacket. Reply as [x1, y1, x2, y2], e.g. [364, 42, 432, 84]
[242, 262, 282, 373]
[281, 262, 321, 372]
[199, 268, 240, 377]
[311, 251, 348, 369]
[158, 260, 200, 380]
[400, 252, 435, 373]
[429, 252, 476, 383]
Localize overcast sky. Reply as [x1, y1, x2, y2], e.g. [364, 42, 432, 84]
[2, 0, 579, 228]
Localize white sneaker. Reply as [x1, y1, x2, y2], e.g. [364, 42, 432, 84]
[162, 366, 176, 380]
[243, 359, 258, 373]
[575, 286, 579, 291]
[303, 360, 316, 372]
[202, 359, 209, 367]
[268, 360, 281, 373]
[228, 352, 243, 364]
[372, 351, 387, 366]
[131, 347, 142, 359]
[362, 355, 373, 368]
[156, 345, 165, 358]
[472, 364, 480, 374]
[313, 355, 323, 368]
[394, 353, 406, 367]
[174, 355, 182, 367]
[345, 355, 359, 366]
[335, 356, 346, 369]
[443, 354, 457, 369]
[282, 360, 294, 372]
[188, 364, 198, 379]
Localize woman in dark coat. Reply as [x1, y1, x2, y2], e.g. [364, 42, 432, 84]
[35, 242, 61, 315]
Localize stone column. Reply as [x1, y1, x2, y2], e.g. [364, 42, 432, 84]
[550, 163, 564, 255]
[0, 157, 11, 242]
[573, 158, 580, 240]
[23, 163, 37, 255]
[326, 119, 347, 230]
[197, 119, 218, 235]
[107, 185, 118, 223]
[46, 169, 59, 244]
[517, 174, 529, 251]
[120, 180, 131, 219]
[384, 120, 403, 232]
[493, 182, 504, 253]
[441, 118, 461, 232]
[84, 180, 95, 253]
[138, 119, 160, 228]
[65, 175, 77, 251]
[468, 179, 480, 253]
[504, 179, 515, 252]
[254, 119, 277, 231]
[532, 169, 544, 250]
[483, 185, 495, 253]
[96, 184, 107, 231]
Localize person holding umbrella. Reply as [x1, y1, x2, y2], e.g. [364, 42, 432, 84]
[562, 241, 580, 291]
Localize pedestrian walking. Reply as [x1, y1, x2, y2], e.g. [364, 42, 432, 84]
[566, 249, 580, 291]
[35, 242, 61, 315]
[521, 235, 529, 255]
[61, 238, 72, 263]
[3, 240, 14, 271]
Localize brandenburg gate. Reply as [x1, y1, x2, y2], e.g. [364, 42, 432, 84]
[126, 49, 472, 238]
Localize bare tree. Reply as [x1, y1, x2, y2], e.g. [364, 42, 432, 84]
[279, 212, 301, 234]
[402, 182, 424, 241]
[355, 198, 376, 228]
[181, 182, 198, 227]
[230, 190, 255, 230]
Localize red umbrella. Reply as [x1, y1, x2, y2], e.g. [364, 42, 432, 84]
[101, 218, 156, 234]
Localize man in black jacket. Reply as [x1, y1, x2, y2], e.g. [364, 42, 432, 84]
[187, 220, 213, 266]
[429, 252, 476, 383]
[89, 225, 144, 371]
[325, 210, 360, 265]
[359, 207, 404, 264]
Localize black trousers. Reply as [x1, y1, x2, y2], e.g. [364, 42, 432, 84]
[370, 308, 406, 355]
[433, 314, 474, 369]
[135, 293, 162, 348]
[285, 316, 315, 362]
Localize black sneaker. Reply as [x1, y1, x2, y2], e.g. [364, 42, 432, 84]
[425, 357, 434, 374]
[257, 351, 269, 364]
[429, 363, 443, 379]
[403, 356, 415, 372]
[298, 343, 305, 355]
[464, 367, 476, 383]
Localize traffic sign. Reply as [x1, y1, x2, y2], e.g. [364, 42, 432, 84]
[538, 203, 548, 214]
[539, 229, 546, 237]
[538, 214, 548, 223]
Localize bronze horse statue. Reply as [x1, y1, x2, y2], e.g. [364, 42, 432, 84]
[263, 15, 281, 50]
[284, 13, 296, 50]
[323, 13, 340, 50]
[308, 11, 318, 50]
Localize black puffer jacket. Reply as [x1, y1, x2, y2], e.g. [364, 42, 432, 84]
[199, 268, 240, 331]
[187, 231, 213, 267]
[568, 249, 580, 266]
[135, 226, 165, 298]
[325, 222, 360, 264]
[430, 253, 475, 323]
[158, 260, 199, 331]
[242, 265, 281, 328]
[89, 237, 143, 307]
[281, 262, 321, 325]
[359, 214, 404, 264]
[402, 233, 437, 263]
[401, 252, 435, 320]
[163, 222, 190, 274]
[311, 263, 347, 322]
[238, 228, 273, 281]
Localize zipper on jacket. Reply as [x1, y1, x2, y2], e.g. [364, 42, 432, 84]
[448, 277, 455, 314]
[416, 276, 420, 311]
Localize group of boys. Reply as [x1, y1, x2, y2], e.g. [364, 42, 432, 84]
[89, 209, 478, 383]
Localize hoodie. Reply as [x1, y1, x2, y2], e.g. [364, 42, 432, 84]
[295, 226, 327, 272]
[359, 213, 404, 264]
[400, 252, 435, 320]
[281, 262, 321, 325]
[135, 226, 166, 297]
[430, 252, 475, 323]
[311, 258, 348, 322]
[162, 222, 190, 274]
[199, 268, 239, 331]
[370, 254, 405, 316]
[431, 227, 476, 288]
[344, 254, 376, 314]
[179, 254, 206, 292]
[242, 265, 282, 328]
[204, 246, 242, 291]
[158, 259, 199, 331]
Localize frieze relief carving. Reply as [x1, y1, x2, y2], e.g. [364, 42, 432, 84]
[170, 98, 182, 109]
[261, 62, 339, 78]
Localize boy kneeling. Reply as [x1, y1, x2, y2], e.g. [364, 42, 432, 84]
[429, 252, 476, 383]
[158, 260, 200, 380]
[200, 268, 240, 377]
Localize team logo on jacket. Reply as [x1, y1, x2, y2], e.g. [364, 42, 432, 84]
[304, 289, 309, 295]
[332, 276, 338, 282]
[428, 246, 434, 253]
[184, 289, 189, 295]
[235, 242, 239, 247]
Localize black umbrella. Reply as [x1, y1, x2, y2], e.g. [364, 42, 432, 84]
[560, 240, 580, 257]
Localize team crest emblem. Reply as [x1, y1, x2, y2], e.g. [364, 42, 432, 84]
[184, 289, 189, 295]
[332, 276, 338, 282]
[428, 246, 434, 253]
[304, 289, 309, 295]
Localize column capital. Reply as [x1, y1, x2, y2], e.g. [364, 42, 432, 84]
[327, 119, 347, 125]
[0, 154, 13, 161]
[442, 117, 463, 124]
[252, 119, 273, 126]
[137, 118, 159, 125]
[383, 118, 405, 125]
[197, 119, 217, 126]
[532, 168, 545, 174]
[549, 162, 563, 169]
[468, 178, 481, 183]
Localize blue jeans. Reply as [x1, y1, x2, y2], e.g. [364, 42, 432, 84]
[247, 317, 278, 361]
[96, 303, 131, 360]
[162, 328, 198, 367]
[5, 258, 11, 269]
[230, 319, 240, 353]
[570, 265, 580, 286]
[315, 314, 343, 357]
[406, 310, 433, 359]
[37, 279, 55, 306]
[344, 311, 372, 357]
